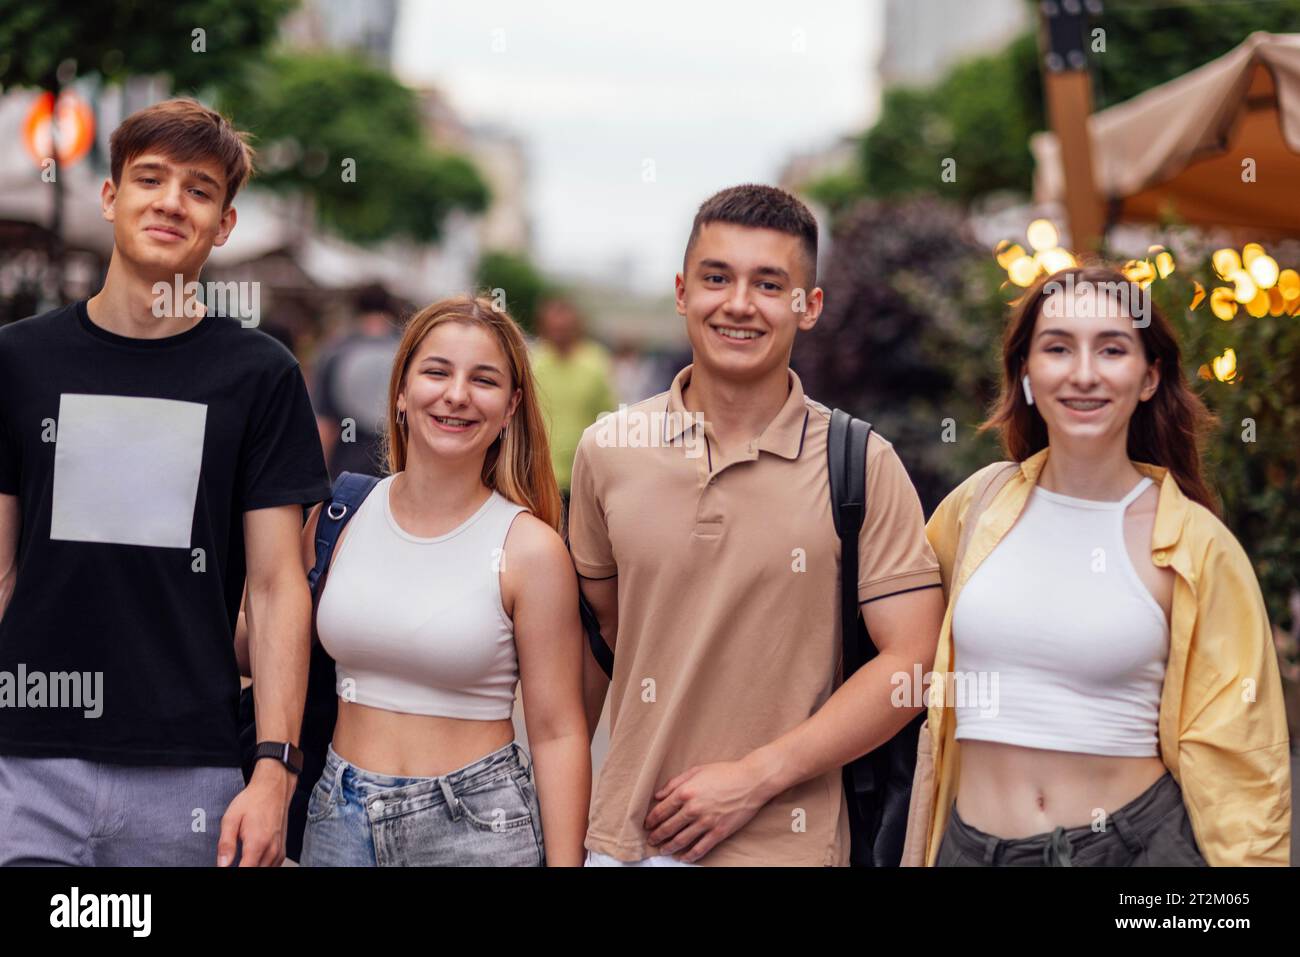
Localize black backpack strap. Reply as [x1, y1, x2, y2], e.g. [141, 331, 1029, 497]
[581, 592, 614, 679]
[828, 409, 873, 679]
[308, 471, 380, 644]
[309, 471, 380, 597]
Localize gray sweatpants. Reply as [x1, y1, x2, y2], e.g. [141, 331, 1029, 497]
[936, 772, 1208, 866]
[0, 753, 245, 866]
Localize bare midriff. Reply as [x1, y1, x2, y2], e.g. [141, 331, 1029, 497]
[330, 699, 515, 778]
[955, 739, 1167, 838]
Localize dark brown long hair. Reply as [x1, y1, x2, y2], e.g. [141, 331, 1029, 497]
[979, 265, 1220, 515]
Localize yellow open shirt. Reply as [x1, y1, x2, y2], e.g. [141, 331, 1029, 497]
[921, 447, 1292, 866]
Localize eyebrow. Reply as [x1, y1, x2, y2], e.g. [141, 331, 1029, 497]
[698, 259, 791, 282]
[131, 161, 222, 191]
[420, 355, 506, 375]
[1035, 328, 1135, 342]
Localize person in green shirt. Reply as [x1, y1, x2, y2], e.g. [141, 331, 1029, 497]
[530, 296, 619, 497]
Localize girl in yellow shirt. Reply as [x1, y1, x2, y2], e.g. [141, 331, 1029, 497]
[921, 265, 1291, 866]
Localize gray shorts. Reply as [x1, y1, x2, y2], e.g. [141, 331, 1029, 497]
[299, 741, 545, 867]
[937, 771, 1209, 866]
[0, 752, 245, 866]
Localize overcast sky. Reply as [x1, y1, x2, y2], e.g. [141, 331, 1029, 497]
[394, 0, 881, 294]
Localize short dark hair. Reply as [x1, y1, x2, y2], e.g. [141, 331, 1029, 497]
[684, 184, 818, 283]
[354, 282, 396, 316]
[110, 97, 254, 208]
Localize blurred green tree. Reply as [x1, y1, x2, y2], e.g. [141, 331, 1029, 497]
[217, 52, 488, 244]
[0, 0, 295, 290]
[805, 1, 1300, 207]
[474, 250, 549, 334]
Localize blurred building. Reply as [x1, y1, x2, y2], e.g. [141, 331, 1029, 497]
[879, 0, 1028, 87]
[281, 0, 401, 65]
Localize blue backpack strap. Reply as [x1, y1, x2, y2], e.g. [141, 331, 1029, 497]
[308, 471, 381, 595]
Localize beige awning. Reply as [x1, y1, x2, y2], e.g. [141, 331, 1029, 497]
[1032, 31, 1300, 237]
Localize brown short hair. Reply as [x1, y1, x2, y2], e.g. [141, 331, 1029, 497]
[110, 98, 255, 208]
[684, 184, 818, 283]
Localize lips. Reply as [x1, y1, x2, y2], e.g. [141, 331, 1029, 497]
[1059, 398, 1110, 413]
[710, 324, 765, 342]
[144, 225, 185, 240]
[432, 414, 477, 432]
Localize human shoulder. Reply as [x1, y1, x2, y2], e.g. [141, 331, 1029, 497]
[1175, 492, 1254, 579]
[575, 388, 672, 460]
[0, 302, 78, 353]
[501, 507, 571, 574]
[209, 319, 301, 371]
[799, 397, 904, 473]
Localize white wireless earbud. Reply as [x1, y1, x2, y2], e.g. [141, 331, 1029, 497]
[1022, 373, 1035, 406]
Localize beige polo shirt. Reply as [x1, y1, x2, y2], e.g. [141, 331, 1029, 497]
[569, 365, 941, 866]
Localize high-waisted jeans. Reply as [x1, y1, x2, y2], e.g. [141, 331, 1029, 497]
[299, 741, 545, 866]
[936, 771, 1208, 866]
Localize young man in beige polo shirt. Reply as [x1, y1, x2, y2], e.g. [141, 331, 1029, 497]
[569, 184, 947, 866]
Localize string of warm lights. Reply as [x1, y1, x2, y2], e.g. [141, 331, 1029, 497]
[994, 221, 1300, 385]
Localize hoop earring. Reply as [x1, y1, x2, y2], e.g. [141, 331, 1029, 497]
[397, 408, 406, 427]
[1021, 374, 1035, 407]
[499, 423, 509, 440]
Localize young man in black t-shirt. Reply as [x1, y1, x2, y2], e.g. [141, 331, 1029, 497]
[0, 98, 332, 865]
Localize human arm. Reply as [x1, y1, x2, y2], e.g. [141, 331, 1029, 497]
[506, 514, 592, 867]
[0, 493, 16, 622]
[1176, 532, 1292, 866]
[566, 437, 619, 740]
[218, 505, 313, 867]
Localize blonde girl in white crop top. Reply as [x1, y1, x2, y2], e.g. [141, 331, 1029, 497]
[923, 265, 1266, 866]
[299, 296, 590, 867]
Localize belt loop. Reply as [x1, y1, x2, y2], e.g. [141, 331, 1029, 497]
[331, 754, 348, 807]
[1043, 827, 1074, 867]
[1109, 807, 1145, 855]
[982, 835, 999, 867]
[439, 776, 461, 821]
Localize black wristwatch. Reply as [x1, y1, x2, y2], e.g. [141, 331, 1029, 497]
[252, 741, 304, 776]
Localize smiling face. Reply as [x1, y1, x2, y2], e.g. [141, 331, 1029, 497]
[1025, 283, 1160, 447]
[102, 152, 236, 280]
[396, 320, 522, 467]
[675, 222, 822, 382]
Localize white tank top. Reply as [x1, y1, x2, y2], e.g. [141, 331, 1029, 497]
[951, 476, 1168, 756]
[316, 474, 528, 720]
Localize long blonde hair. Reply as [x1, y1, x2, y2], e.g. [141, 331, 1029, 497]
[382, 295, 563, 532]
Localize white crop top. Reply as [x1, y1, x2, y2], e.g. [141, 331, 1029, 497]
[951, 477, 1169, 756]
[315, 475, 528, 720]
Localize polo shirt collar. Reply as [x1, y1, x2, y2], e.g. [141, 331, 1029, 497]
[1016, 445, 1189, 551]
[664, 364, 810, 460]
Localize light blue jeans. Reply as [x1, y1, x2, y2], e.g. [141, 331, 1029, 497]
[299, 741, 545, 866]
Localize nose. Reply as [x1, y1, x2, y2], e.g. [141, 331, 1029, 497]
[723, 280, 756, 318]
[153, 182, 185, 218]
[1069, 349, 1101, 389]
[442, 372, 471, 407]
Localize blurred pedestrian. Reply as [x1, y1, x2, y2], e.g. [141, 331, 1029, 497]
[314, 283, 402, 479]
[530, 295, 619, 502]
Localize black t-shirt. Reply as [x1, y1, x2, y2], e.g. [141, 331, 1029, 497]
[0, 301, 332, 766]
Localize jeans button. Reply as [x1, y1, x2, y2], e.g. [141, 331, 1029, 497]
[372, 799, 385, 814]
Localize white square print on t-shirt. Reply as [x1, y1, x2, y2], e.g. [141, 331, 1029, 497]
[51, 393, 208, 548]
